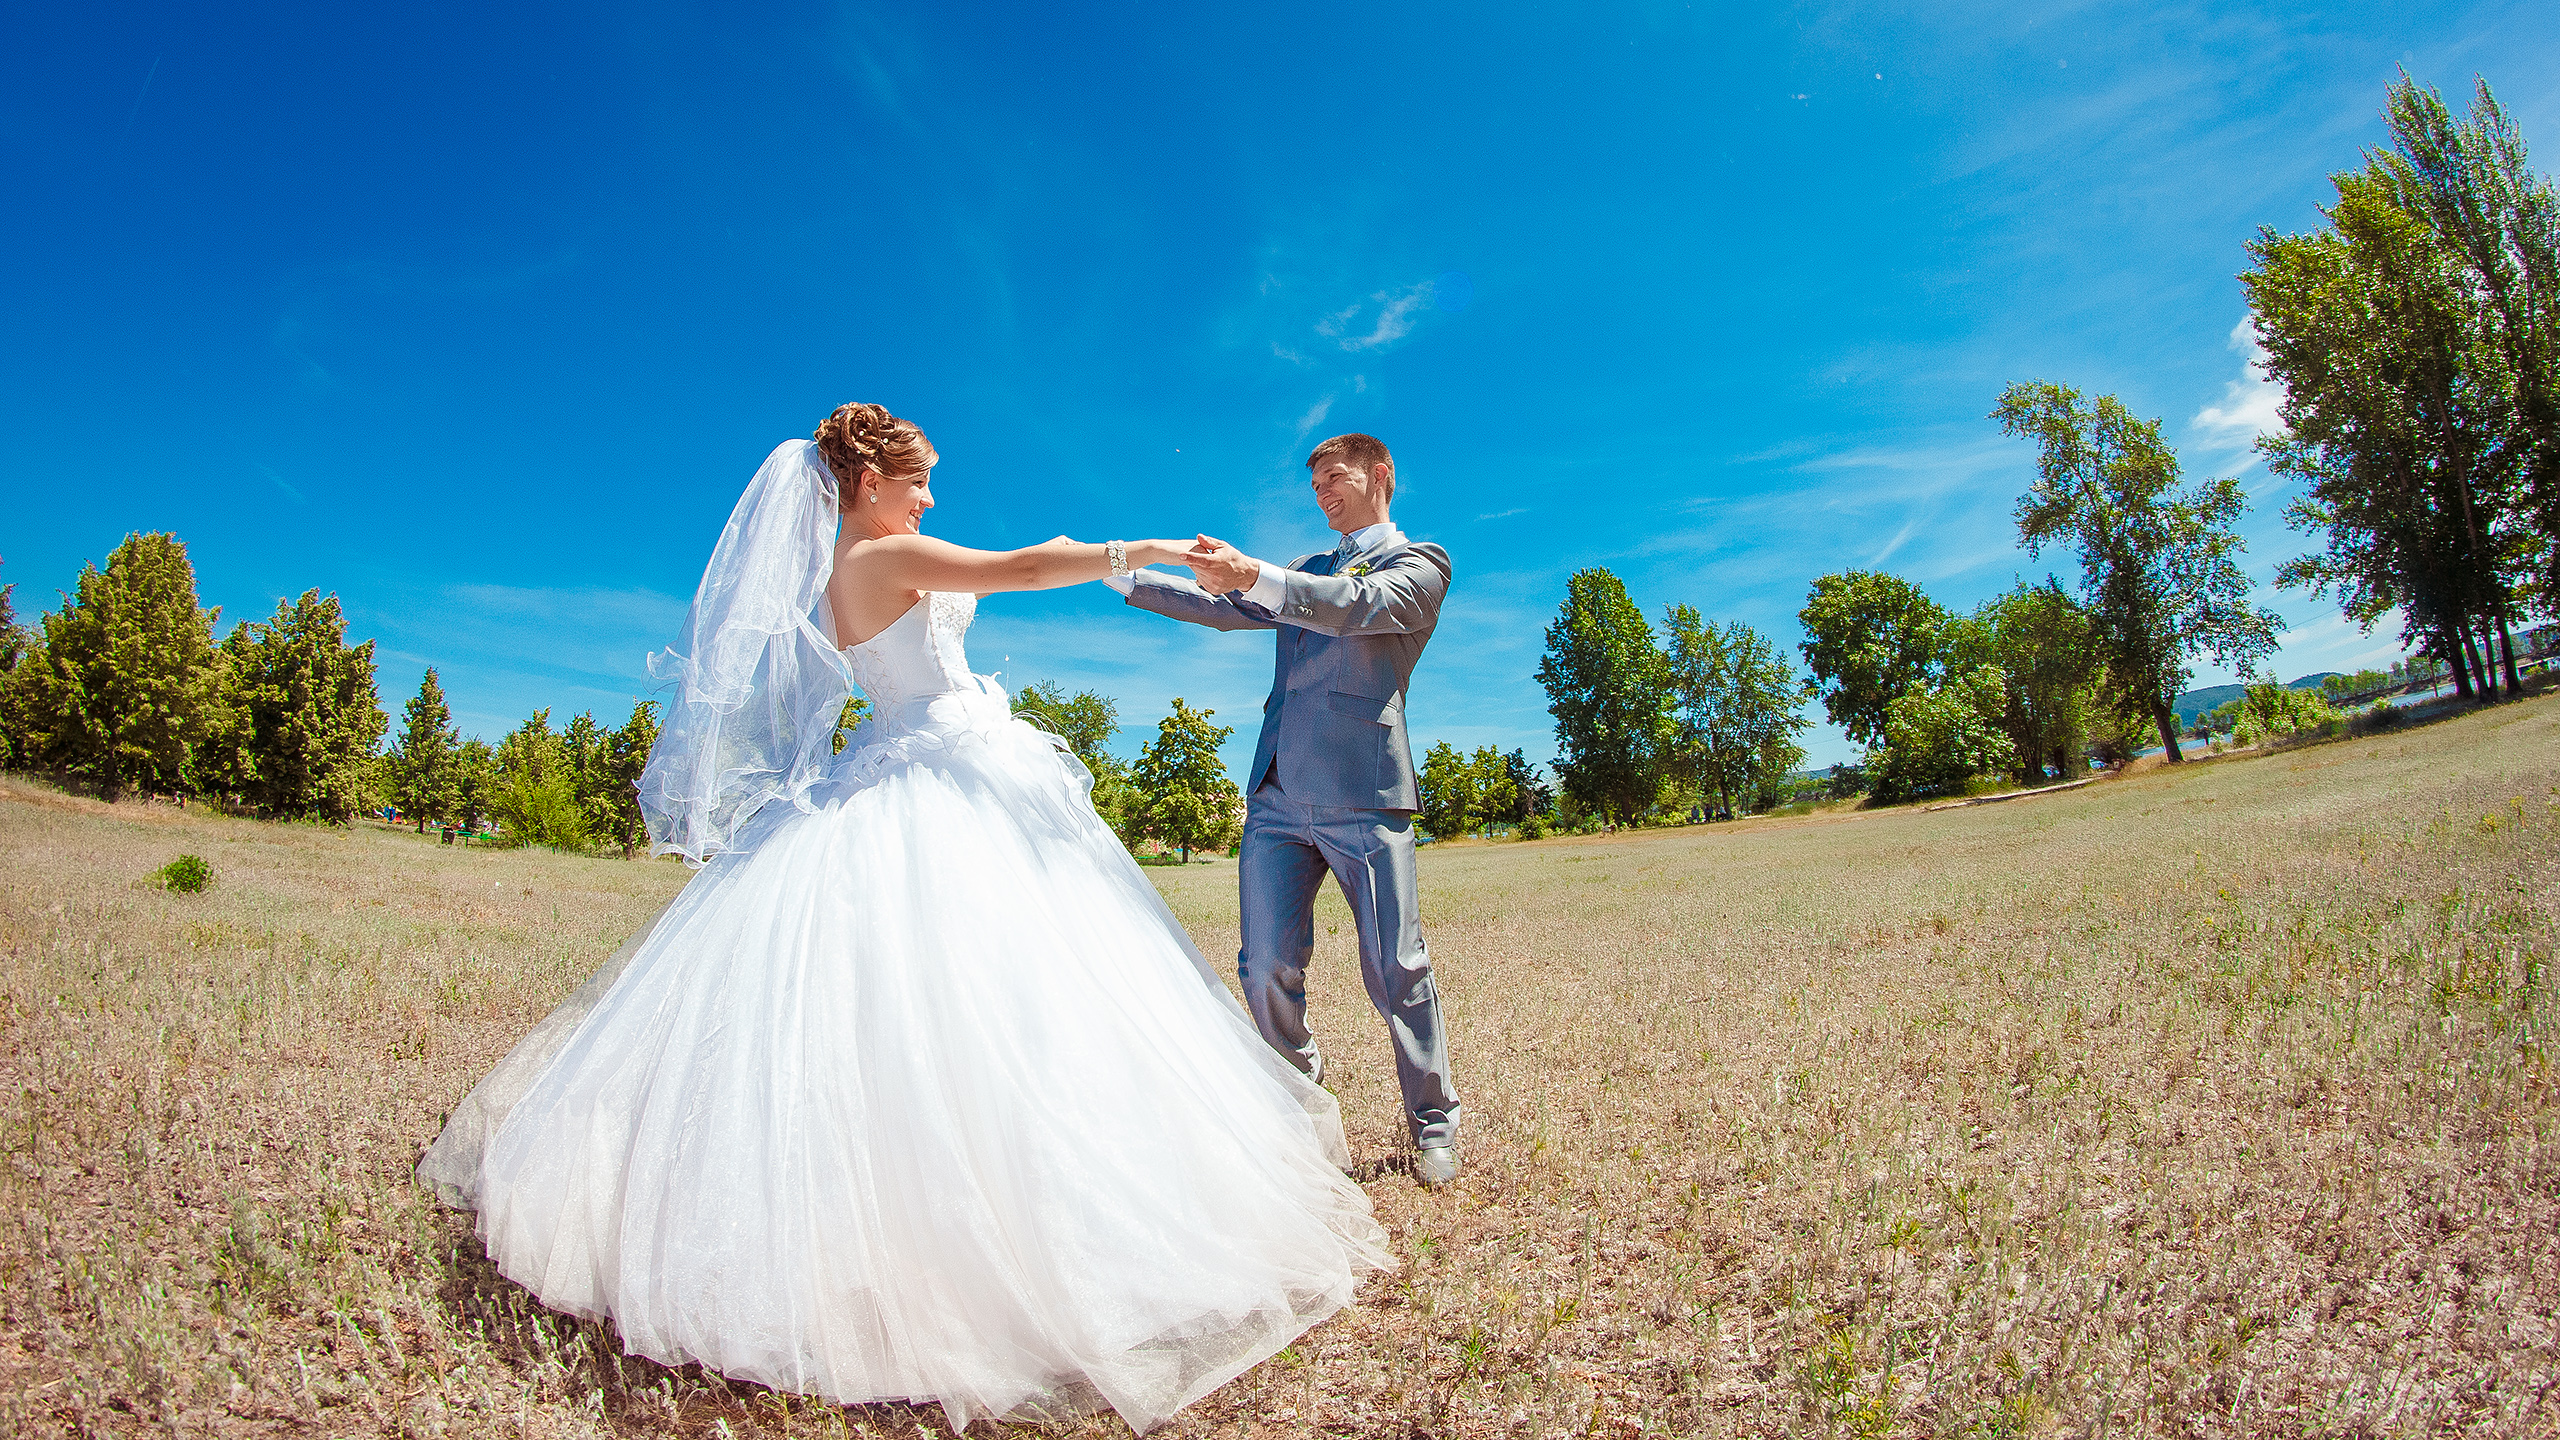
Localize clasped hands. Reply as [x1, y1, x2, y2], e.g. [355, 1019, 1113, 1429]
[1180, 535, 1257, 594]
[1053, 534, 1258, 592]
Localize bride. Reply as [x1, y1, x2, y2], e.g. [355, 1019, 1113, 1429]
[419, 403, 1394, 1431]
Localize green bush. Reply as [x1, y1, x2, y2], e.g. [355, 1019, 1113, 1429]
[488, 770, 590, 851]
[1517, 814, 1547, 840]
[1869, 666, 2010, 803]
[154, 854, 213, 893]
[2232, 682, 2337, 747]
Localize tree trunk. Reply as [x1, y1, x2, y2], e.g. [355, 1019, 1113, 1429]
[2494, 609, 2523, 696]
[2151, 698, 2184, 763]
[2460, 622, 2489, 701]
[2444, 625, 2474, 697]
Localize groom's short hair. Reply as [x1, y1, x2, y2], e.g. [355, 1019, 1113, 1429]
[1306, 433, 1394, 502]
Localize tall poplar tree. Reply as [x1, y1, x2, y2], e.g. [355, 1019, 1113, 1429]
[1994, 382, 2283, 761]
[1535, 567, 1667, 825]
[16, 532, 221, 801]
[390, 668, 460, 830]
[2248, 75, 2551, 694]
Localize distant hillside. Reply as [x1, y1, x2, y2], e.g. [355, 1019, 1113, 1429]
[2173, 673, 2339, 726]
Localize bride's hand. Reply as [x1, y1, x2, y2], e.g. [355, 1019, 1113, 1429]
[1124, 539, 1192, 568]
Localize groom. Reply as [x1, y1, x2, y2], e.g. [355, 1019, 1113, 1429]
[1106, 433, 1461, 1186]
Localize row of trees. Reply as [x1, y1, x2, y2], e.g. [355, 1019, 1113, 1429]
[1536, 375, 2286, 815]
[2249, 76, 2559, 701]
[0, 532, 664, 853]
[1535, 572, 1814, 824]
[1524, 75, 2560, 819]
[0, 531, 1263, 863]
[385, 673, 662, 856]
[0, 534, 387, 818]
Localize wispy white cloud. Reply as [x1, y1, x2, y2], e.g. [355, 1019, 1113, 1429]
[1308, 282, 1436, 353]
[1475, 507, 1528, 521]
[2192, 317, 2286, 453]
[1290, 393, 1334, 443]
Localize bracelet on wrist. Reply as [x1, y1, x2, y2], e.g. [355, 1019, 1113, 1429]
[1105, 539, 1129, 577]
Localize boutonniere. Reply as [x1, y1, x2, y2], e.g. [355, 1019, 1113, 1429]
[1347, 561, 1374, 577]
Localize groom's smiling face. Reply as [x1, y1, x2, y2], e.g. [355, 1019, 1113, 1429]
[1310, 458, 1391, 535]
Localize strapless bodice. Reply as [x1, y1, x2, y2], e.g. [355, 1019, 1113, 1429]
[843, 591, 984, 708]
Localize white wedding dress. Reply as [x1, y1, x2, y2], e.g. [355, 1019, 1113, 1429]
[419, 589, 1393, 1431]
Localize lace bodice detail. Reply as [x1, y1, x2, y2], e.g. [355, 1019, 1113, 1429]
[843, 591, 979, 707]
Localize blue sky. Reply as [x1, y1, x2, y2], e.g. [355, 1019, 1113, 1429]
[6, 3, 2555, 776]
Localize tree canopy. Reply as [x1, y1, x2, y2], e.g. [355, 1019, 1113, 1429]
[1130, 698, 1239, 863]
[2247, 74, 2553, 697]
[1661, 606, 1809, 818]
[389, 668, 461, 831]
[15, 532, 222, 802]
[1536, 567, 1667, 824]
[1995, 382, 2281, 761]
[1796, 571, 1946, 750]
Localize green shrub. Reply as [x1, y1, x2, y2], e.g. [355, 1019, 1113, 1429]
[153, 854, 213, 893]
[1869, 666, 2010, 802]
[488, 770, 590, 851]
[1517, 814, 1547, 840]
[2232, 682, 2337, 747]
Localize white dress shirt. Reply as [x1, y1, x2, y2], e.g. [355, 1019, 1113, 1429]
[1102, 521, 1402, 604]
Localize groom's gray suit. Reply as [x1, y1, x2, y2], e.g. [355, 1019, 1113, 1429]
[1118, 527, 1459, 1149]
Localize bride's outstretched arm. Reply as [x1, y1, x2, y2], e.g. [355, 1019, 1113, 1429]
[841, 534, 1192, 595]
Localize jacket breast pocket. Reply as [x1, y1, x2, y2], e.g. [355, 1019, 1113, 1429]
[1325, 690, 1394, 726]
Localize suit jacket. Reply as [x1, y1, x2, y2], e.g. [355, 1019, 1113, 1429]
[1120, 537, 1451, 811]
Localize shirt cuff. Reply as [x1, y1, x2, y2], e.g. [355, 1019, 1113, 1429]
[1100, 573, 1135, 595]
[1241, 559, 1286, 610]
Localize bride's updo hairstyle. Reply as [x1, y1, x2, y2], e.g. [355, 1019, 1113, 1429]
[814, 402, 938, 511]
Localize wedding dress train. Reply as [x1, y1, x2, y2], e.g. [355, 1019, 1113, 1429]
[420, 589, 1393, 1431]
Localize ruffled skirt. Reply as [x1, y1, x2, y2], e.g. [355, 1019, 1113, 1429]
[419, 691, 1392, 1430]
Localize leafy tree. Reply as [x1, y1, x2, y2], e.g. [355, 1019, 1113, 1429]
[0, 563, 31, 770]
[2231, 679, 2339, 747]
[1468, 745, 1518, 827]
[1130, 698, 1240, 863]
[453, 738, 498, 831]
[1661, 606, 1811, 818]
[204, 591, 387, 822]
[1796, 572, 1946, 750]
[497, 707, 561, 782]
[595, 701, 660, 857]
[1012, 681, 1122, 762]
[490, 708, 588, 849]
[1536, 567, 1668, 824]
[15, 533, 222, 801]
[388, 668, 460, 831]
[2247, 77, 2546, 698]
[2377, 76, 2560, 620]
[560, 710, 617, 840]
[1995, 382, 2283, 762]
[1942, 580, 2101, 782]
[1869, 665, 2010, 803]
[1013, 680, 1145, 848]
[1417, 739, 1477, 839]
[1499, 748, 1553, 822]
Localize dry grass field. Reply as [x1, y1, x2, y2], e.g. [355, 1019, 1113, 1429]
[3, 695, 2555, 1438]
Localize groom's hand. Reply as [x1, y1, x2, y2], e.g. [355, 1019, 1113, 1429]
[1185, 534, 1260, 595]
